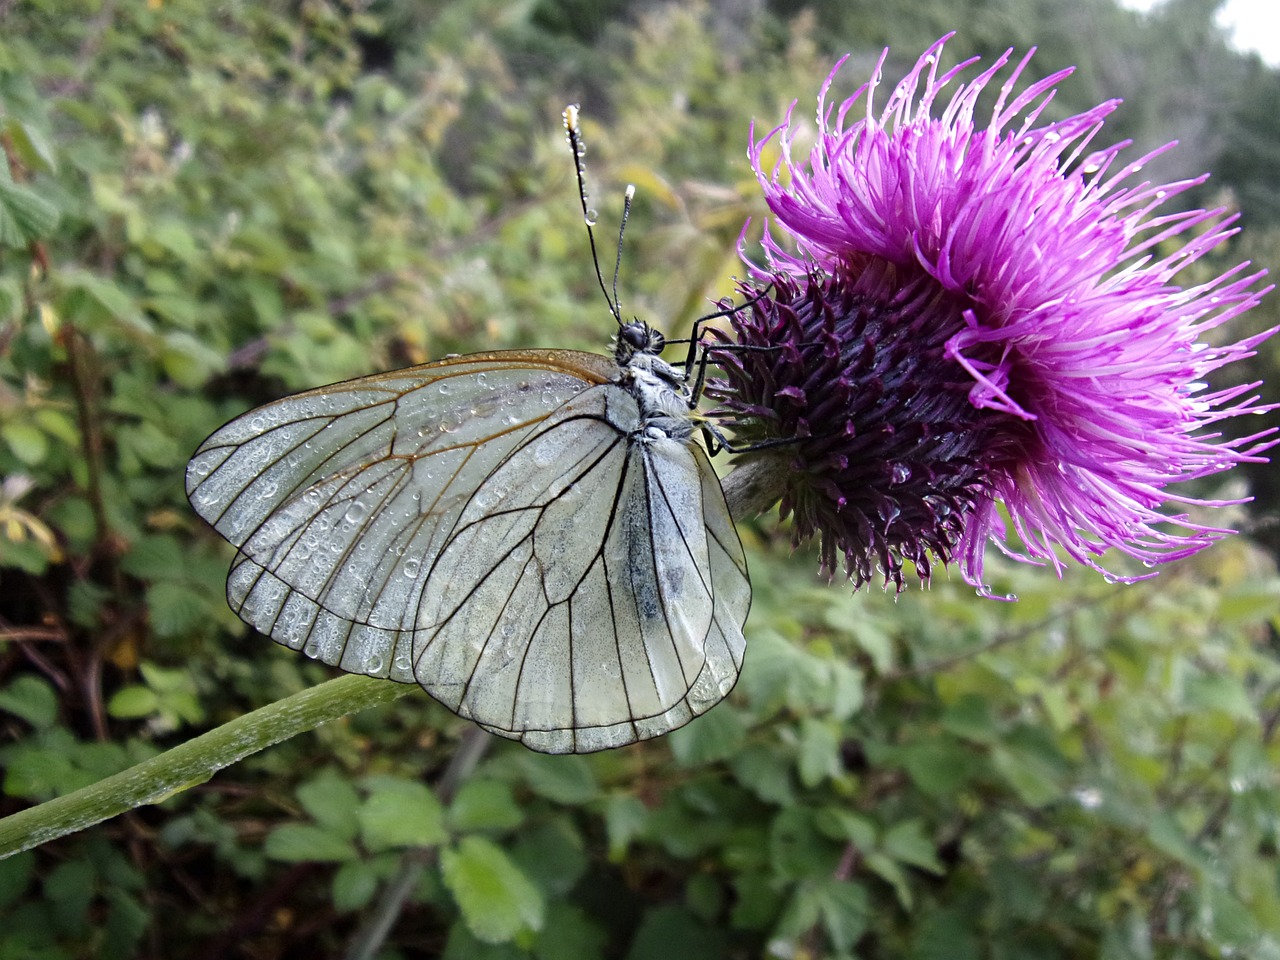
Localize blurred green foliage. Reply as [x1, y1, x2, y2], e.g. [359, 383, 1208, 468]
[1, 1, 1279, 957]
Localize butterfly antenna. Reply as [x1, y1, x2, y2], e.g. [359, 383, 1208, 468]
[564, 105, 623, 326]
[612, 185, 633, 321]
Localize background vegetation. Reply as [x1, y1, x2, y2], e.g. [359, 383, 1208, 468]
[2, 1, 1279, 957]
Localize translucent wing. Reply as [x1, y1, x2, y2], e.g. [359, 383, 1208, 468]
[413, 382, 751, 753]
[186, 350, 615, 682]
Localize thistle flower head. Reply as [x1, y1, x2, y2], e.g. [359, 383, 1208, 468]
[710, 35, 1275, 596]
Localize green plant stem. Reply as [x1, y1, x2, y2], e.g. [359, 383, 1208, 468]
[0, 673, 412, 859]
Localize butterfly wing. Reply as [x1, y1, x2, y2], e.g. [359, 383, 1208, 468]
[413, 382, 750, 753]
[186, 350, 615, 682]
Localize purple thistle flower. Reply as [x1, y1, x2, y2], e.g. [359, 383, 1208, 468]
[710, 35, 1276, 597]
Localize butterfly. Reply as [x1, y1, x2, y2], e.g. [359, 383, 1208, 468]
[185, 109, 750, 754]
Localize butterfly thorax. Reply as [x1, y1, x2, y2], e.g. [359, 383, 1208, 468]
[614, 321, 694, 441]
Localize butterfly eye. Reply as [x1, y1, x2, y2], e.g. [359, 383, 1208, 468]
[620, 321, 650, 351]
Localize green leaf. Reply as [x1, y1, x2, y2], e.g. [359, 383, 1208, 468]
[729, 744, 795, 806]
[3, 115, 58, 173]
[940, 694, 998, 744]
[814, 808, 876, 849]
[668, 705, 747, 766]
[769, 808, 839, 880]
[991, 738, 1067, 808]
[796, 717, 841, 788]
[296, 771, 360, 838]
[603, 793, 649, 860]
[357, 777, 446, 851]
[0, 675, 59, 728]
[909, 907, 980, 960]
[1, 421, 48, 465]
[106, 686, 159, 719]
[440, 836, 544, 944]
[0, 175, 59, 245]
[882, 819, 944, 874]
[533, 902, 607, 960]
[814, 879, 870, 952]
[146, 581, 210, 638]
[1183, 671, 1256, 721]
[510, 818, 587, 896]
[45, 859, 95, 936]
[625, 905, 726, 960]
[730, 872, 782, 931]
[0, 851, 34, 910]
[332, 860, 379, 913]
[866, 851, 914, 910]
[513, 753, 598, 805]
[263, 824, 358, 863]
[448, 780, 524, 833]
[889, 738, 975, 799]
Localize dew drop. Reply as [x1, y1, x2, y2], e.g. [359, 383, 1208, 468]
[584, 208, 598, 226]
[304, 640, 322, 658]
[532, 442, 559, 467]
[402, 558, 421, 578]
[345, 501, 369, 524]
[890, 463, 911, 484]
[366, 654, 384, 674]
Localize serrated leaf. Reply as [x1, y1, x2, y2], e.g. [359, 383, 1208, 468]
[797, 717, 841, 788]
[814, 879, 870, 952]
[440, 837, 544, 944]
[448, 780, 524, 833]
[146, 581, 208, 638]
[867, 851, 914, 909]
[0, 176, 58, 245]
[668, 705, 747, 766]
[513, 753, 598, 805]
[357, 778, 446, 851]
[263, 824, 357, 863]
[3, 117, 58, 173]
[729, 744, 795, 806]
[0, 675, 59, 728]
[814, 807, 876, 849]
[882, 820, 944, 874]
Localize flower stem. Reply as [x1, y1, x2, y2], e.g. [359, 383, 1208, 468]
[0, 673, 412, 859]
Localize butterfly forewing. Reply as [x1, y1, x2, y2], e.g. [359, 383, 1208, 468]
[186, 351, 613, 681]
[413, 382, 750, 753]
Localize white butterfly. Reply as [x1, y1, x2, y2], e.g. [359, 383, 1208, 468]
[186, 318, 750, 753]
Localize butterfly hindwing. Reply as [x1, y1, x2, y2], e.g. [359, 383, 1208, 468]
[412, 382, 750, 752]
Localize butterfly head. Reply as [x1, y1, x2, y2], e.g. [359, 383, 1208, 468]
[614, 319, 665, 366]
